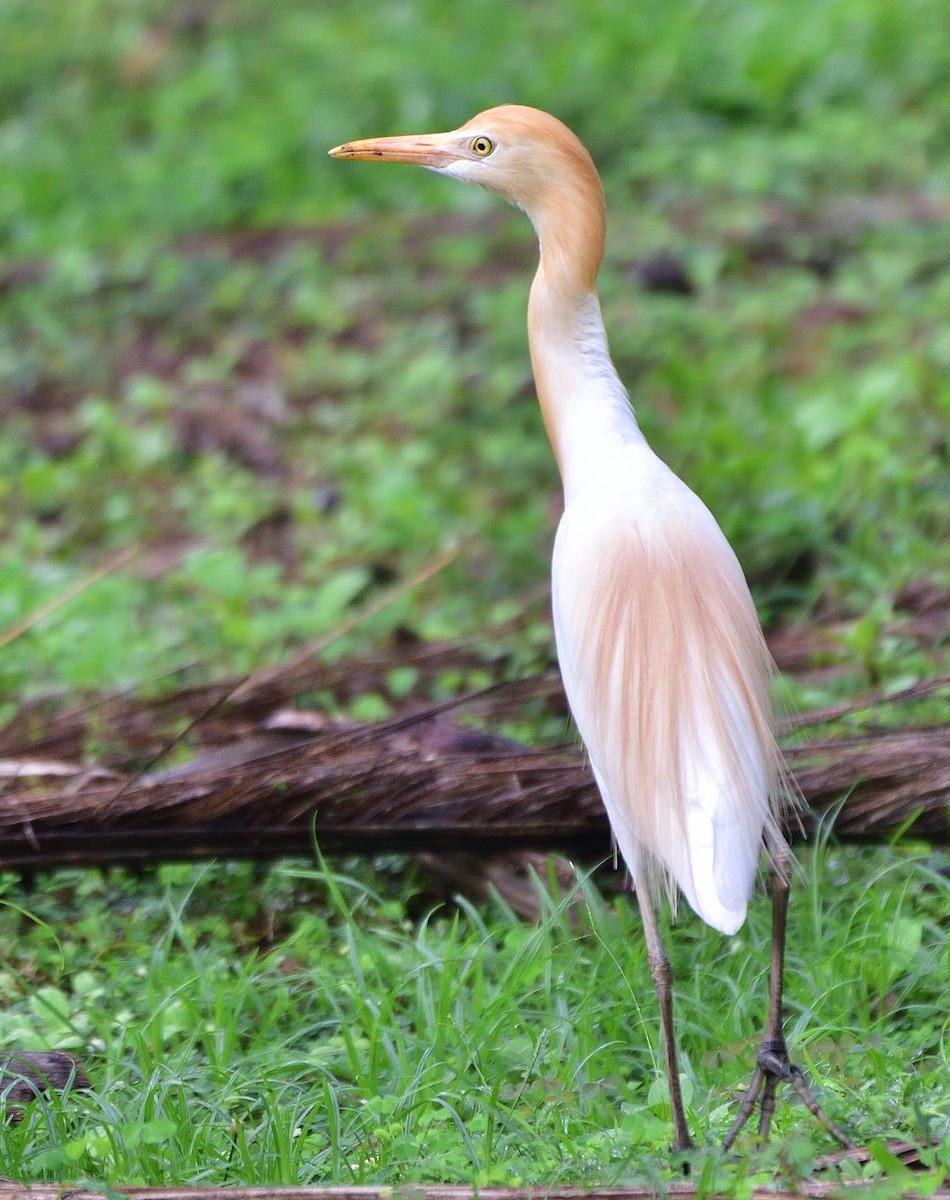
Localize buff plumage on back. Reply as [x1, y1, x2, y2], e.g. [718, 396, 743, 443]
[553, 497, 786, 934]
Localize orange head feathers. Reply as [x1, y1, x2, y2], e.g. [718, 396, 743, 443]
[330, 104, 606, 295]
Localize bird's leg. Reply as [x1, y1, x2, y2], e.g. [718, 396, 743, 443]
[635, 880, 694, 1153]
[722, 838, 856, 1152]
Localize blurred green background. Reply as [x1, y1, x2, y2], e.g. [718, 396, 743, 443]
[6, 0, 950, 249]
[1, 0, 948, 702]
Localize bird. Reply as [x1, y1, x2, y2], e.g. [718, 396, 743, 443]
[329, 104, 854, 1154]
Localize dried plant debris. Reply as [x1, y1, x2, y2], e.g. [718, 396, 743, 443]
[0, 646, 946, 872]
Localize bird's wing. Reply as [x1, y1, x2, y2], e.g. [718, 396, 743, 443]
[551, 475, 784, 934]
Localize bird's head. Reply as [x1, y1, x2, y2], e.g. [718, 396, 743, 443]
[330, 105, 606, 292]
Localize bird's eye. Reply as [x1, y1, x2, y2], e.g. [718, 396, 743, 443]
[469, 136, 495, 157]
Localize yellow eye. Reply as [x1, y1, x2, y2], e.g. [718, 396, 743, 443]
[469, 135, 495, 157]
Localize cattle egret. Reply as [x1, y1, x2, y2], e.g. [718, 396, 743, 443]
[330, 105, 854, 1153]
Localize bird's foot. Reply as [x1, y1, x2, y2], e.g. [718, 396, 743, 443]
[721, 1038, 856, 1152]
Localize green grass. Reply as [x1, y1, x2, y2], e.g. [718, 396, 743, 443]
[2, 845, 948, 1186]
[1, 0, 949, 1186]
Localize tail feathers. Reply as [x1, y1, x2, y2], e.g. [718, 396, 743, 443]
[593, 763, 752, 934]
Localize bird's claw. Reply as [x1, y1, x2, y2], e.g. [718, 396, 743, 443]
[721, 1039, 856, 1153]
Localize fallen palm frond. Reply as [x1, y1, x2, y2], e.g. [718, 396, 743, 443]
[0, 625, 542, 767]
[0, 662, 946, 870]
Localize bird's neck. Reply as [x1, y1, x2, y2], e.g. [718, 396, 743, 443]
[527, 266, 645, 503]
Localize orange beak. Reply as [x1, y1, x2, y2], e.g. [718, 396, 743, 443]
[328, 131, 457, 168]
